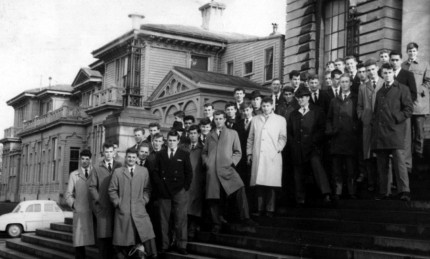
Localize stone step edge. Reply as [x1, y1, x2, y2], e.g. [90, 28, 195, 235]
[21, 233, 98, 254]
[0, 243, 40, 259]
[6, 239, 74, 259]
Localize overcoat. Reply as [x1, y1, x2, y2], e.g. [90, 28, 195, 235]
[326, 93, 359, 155]
[65, 168, 95, 247]
[89, 160, 122, 238]
[247, 113, 287, 187]
[185, 143, 205, 217]
[278, 99, 300, 122]
[287, 105, 326, 165]
[233, 118, 252, 184]
[202, 126, 243, 199]
[357, 78, 383, 159]
[108, 166, 155, 246]
[371, 81, 413, 150]
[402, 59, 430, 115]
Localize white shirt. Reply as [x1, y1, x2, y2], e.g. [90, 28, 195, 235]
[299, 105, 310, 115]
[168, 147, 178, 157]
[104, 160, 113, 169]
[312, 90, 319, 101]
[331, 87, 340, 97]
[395, 68, 401, 77]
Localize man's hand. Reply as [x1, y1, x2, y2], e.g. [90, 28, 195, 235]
[247, 155, 252, 165]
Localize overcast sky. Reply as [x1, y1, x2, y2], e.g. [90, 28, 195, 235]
[0, 0, 285, 135]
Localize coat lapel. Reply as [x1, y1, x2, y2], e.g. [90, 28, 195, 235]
[122, 167, 132, 179]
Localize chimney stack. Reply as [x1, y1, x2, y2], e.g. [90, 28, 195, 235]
[270, 23, 279, 36]
[199, 1, 226, 31]
[128, 14, 145, 30]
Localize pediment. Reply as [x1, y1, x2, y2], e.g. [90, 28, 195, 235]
[71, 68, 102, 88]
[148, 70, 195, 101]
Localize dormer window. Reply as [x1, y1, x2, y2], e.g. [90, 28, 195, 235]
[191, 55, 209, 71]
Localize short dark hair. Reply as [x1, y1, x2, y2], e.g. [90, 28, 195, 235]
[233, 87, 245, 94]
[340, 73, 352, 81]
[167, 130, 179, 139]
[103, 142, 115, 150]
[357, 63, 365, 70]
[364, 58, 378, 67]
[326, 61, 335, 67]
[389, 51, 402, 59]
[199, 117, 212, 126]
[261, 96, 273, 105]
[300, 72, 310, 82]
[344, 56, 357, 62]
[213, 110, 227, 118]
[188, 124, 200, 133]
[324, 71, 332, 76]
[134, 127, 145, 134]
[307, 74, 319, 81]
[184, 115, 195, 123]
[126, 147, 138, 155]
[152, 133, 164, 141]
[334, 58, 345, 64]
[406, 42, 418, 50]
[80, 149, 92, 158]
[242, 100, 253, 109]
[138, 143, 150, 150]
[203, 103, 214, 109]
[331, 69, 343, 78]
[225, 102, 237, 110]
[289, 70, 301, 80]
[148, 122, 160, 129]
[381, 63, 394, 71]
[173, 111, 185, 119]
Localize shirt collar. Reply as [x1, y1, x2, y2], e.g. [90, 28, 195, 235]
[104, 160, 113, 167]
[82, 166, 91, 172]
[128, 165, 135, 171]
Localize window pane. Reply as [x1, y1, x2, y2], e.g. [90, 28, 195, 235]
[191, 55, 208, 71]
[338, 31, 345, 47]
[244, 61, 253, 74]
[331, 33, 338, 48]
[339, 0, 345, 14]
[34, 204, 41, 212]
[44, 204, 54, 212]
[332, 15, 338, 32]
[325, 1, 332, 17]
[339, 13, 345, 31]
[227, 62, 234, 75]
[26, 205, 34, 212]
[325, 18, 332, 35]
[333, 1, 339, 16]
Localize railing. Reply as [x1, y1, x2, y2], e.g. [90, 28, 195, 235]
[3, 127, 21, 138]
[92, 87, 124, 107]
[21, 106, 89, 133]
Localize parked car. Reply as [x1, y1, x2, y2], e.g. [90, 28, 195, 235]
[0, 200, 73, 237]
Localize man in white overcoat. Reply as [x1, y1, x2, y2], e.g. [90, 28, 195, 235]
[65, 149, 95, 259]
[247, 97, 287, 217]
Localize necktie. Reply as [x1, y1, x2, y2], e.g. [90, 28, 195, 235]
[170, 149, 174, 159]
[140, 160, 144, 166]
[313, 92, 317, 102]
[85, 169, 88, 179]
[343, 94, 347, 100]
[373, 81, 376, 89]
[191, 144, 195, 150]
[217, 130, 221, 138]
[130, 168, 134, 177]
[335, 89, 339, 98]
[108, 163, 112, 172]
[245, 119, 249, 129]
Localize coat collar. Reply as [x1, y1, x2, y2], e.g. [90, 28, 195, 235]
[78, 167, 92, 180]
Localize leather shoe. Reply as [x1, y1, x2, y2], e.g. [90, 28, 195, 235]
[400, 192, 411, 202]
[176, 248, 188, 255]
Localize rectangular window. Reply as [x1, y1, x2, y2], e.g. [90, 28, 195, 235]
[227, 61, 234, 75]
[44, 203, 54, 212]
[52, 138, 58, 181]
[244, 61, 253, 76]
[69, 147, 80, 174]
[324, 0, 347, 64]
[191, 55, 209, 71]
[264, 47, 274, 82]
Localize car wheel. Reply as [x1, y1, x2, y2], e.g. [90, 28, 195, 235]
[7, 224, 22, 238]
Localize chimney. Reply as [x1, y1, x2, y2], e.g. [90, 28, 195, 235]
[199, 1, 226, 31]
[270, 23, 279, 36]
[128, 14, 145, 30]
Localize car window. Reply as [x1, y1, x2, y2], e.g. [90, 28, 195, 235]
[44, 203, 54, 212]
[54, 205, 61, 212]
[34, 204, 41, 212]
[25, 205, 34, 212]
[12, 205, 21, 213]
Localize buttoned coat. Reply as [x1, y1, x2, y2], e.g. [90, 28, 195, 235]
[326, 93, 359, 155]
[287, 105, 326, 165]
[402, 59, 430, 115]
[65, 168, 95, 247]
[247, 113, 287, 187]
[108, 166, 155, 246]
[89, 160, 122, 238]
[184, 143, 205, 217]
[202, 126, 243, 199]
[310, 90, 331, 114]
[371, 81, 413, 149]
[357, 79, 383, 159]
[396, 69, 417, 101]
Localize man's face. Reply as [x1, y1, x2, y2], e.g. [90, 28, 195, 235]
[283, 91, 294, 103]
[333, 74, 341, 88]
[308, 79, 320, 92]
[167, 135, 179, 149]
[113, 144, 118, 157]
[234, 91, 245, 103]
[366, 65, 379, 80]
[243, 107, 253, 119]
[184, 120, 193, 130]
[149, 127, 159, 136]
[271, 80, 282, 94]
[345, 59, 357, 73]
[134, 130, 144, 143]
[325, 74, 333, 87]
[261, 102, 273, 115]
[152, 137, 164, 151]
[225, 106, 237, 119]
[138, 146, 150, 160]
[335, 61, 345, 72]
[203, 106, 214, 118]
[200, 124, 211, 136]
[214, 114, 226, 128]
[297, 95, 310, 107]
[291, 76, 301, 88]
[103, 147, 114, 161]
[407, 47, 418, 61]
[390, 54, 402, 70]
[382, 68, 395, 83]
[340, 76, 352, 93]
[357, 67, 367, 82]
[188, 129, 199, 143]
[251, 97, 261, 109]
[80, 156, 91, 169]
[327, 63, 335, 71]
[379, 53, 390, 64]
[125, 153, 137, 167]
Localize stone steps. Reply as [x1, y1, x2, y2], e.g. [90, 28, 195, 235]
[0, 243, 40, 259]
[5, 239, 74, 259]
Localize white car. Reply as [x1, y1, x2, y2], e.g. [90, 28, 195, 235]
[0, 200, 73, 237]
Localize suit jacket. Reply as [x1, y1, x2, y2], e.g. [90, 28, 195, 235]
[273, 94, 287, 114]
[287, 104, 326, 165]
[310, 90, 331, 114]
[351, 74, 361, 95]
[396, 69, 417, 101]
[153, 148, 192, 199]
[325, 87, 342, 100]
[184, 142, 205, 217]
[233, 118, 252, 182]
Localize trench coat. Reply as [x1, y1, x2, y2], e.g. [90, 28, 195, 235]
[89, 160, 122, 238]
[326, 93, 359, 155]
[108, 166, 155, 246]
[371, 81, 413, 150]
[65, 168, 95, 247]
[185, 143, 205, 217]
[202, 126, 244, 199]
[357, 79, 383, 159]
[247, 113, 287, 187]
[402, 59, 430, 115]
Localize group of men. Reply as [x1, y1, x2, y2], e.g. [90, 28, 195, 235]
[64, 41, 429, 259]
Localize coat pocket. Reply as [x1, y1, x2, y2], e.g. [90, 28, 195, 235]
[218, 166, 236, 180]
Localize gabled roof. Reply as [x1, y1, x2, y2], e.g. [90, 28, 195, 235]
[71, 68, 103, 89]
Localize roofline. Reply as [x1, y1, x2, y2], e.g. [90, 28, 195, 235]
[35, 90, 72, 98]
[89, 59, 104, 69]
[227, 33, 284, 44]
[91, 30, 135, 57]
[6, 93, 36, 106]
